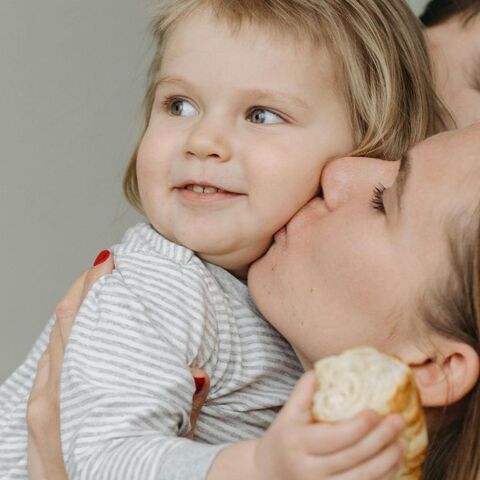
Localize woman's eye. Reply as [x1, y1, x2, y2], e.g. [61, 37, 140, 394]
[247, 108, 284, 124]
[370, 184, 386, 214]
[165, 98, 197, 117]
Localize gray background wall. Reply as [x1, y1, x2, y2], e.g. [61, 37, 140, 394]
[410, 0, 431, 14]
[0, 0, 430, 382]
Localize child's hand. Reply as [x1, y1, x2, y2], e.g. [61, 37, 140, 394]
[254, 371, 406, 480]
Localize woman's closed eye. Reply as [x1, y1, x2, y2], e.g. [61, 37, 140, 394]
[246, 107, 285, 124]
[370, 184, 386, 214]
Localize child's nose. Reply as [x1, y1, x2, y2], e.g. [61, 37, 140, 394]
[320, 156, 400, 211]
[183, 121, 232, 162]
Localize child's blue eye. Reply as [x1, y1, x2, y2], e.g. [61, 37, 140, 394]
[163, 97, 197, 117]
[247, 108, 283, 124]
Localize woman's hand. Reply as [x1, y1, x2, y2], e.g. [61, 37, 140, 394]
[26, 251, 115, 480]
[26, 251, 209, 480]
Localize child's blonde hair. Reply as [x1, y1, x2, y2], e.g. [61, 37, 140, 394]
[124, 0, 447, 213]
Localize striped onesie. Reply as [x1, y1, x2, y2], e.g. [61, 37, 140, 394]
[0, 222, 303, 479]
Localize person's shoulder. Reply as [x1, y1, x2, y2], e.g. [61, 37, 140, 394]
[113, 222, 196, 265]
[110, 222, 214, 282]
[103, 223, 220, 310]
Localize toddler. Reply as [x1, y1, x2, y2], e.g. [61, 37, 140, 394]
[0, 1, 444, 479]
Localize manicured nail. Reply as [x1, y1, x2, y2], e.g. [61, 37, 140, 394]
[93, 250, 110, 267]
[194, 377, 205, 394]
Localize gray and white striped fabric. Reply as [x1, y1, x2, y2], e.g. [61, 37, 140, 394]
[0, 223, 303, 479]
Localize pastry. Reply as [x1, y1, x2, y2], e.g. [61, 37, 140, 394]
[312, 347, 428, 479]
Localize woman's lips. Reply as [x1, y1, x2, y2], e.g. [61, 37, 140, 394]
[273, 197, 327, 244]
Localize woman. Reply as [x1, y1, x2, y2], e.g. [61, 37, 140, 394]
[27, 124, 480, 479]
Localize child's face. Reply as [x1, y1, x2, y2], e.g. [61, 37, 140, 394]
[136, 8, 354, 276]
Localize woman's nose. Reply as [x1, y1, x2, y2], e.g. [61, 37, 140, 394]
[320, 156, 400, 210]
[183, 120, 232, 162]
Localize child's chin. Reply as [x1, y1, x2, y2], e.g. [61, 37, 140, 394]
[181, 233, 233, 258]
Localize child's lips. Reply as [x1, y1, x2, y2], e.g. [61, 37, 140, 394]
[175, 180, 242, 195]
[175, 185, 244, 204]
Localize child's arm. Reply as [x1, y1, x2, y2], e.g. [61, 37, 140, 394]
[59, 265, 228, 480]
[207, 371, 406, 480]
[27, 255, 405, 480]
[27, 255, 210, 480]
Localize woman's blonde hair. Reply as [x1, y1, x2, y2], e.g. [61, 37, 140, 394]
[124, 0, 447, 213]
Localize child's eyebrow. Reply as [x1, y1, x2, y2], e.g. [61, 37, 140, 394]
[156, 75, 191, 89]
[156, 75, 309, 110]
[239, 88, 309, 111]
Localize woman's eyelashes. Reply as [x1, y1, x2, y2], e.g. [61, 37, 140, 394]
[159, 95, 286, 124]
[370, 184, 386, 214]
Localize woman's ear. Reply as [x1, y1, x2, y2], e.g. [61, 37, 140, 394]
[409, 341, 479, 407]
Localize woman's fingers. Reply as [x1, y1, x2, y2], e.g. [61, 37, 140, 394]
[82, 250, 114, 298]
[54, 269, 90, 342]
[191, 368, 209, 428]
[26, 347, 65, 480]
[26, 250, 114, 480]
[55, 249, 114, 342]
[184, 368, 210, 439]
[47, 321, 66, 387]
[30, 249, 115, 419]
[27, 351, 69, 480]
[27, 350, 51, 424]
[34, 349, 50, 390]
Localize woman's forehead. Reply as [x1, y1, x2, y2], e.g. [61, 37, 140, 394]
[405, 127, 480, 256]
[410, 126, 480, 181]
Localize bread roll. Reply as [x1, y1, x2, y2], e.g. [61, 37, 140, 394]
[312, 347, 428, 479]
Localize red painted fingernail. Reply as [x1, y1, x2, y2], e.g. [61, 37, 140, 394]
[93, 250, 110, 267]
[194, 377, 205, 394]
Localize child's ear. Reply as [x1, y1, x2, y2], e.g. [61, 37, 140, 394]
[409, 341, 479, 407]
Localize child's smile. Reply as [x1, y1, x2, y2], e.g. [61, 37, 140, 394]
[174, 180, 246, 204]
[136, 7, 355, 275]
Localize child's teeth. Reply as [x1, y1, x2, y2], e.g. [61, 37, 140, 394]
[186, 184, 220, 193]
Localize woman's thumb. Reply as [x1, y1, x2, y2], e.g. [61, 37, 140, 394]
[187, 368, 210, 438]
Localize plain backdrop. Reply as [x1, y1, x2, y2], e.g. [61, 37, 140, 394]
[1, 0, 430, 382]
